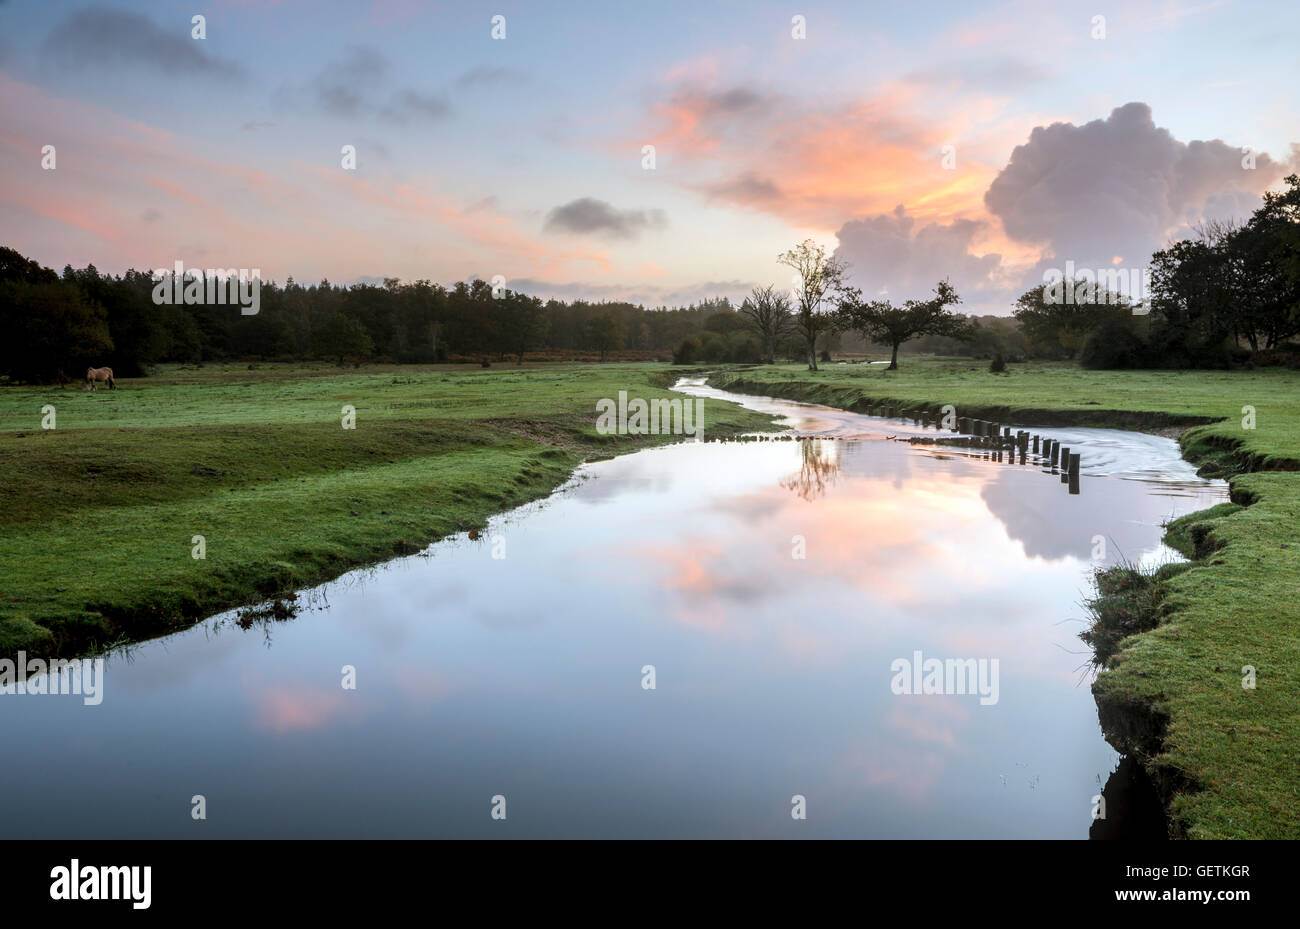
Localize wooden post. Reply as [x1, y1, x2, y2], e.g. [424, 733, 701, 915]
[1032, 435, 1040, 455]
[1048, 440, 1059, 468]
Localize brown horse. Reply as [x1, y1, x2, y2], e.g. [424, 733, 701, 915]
[85, 366, 116, 390]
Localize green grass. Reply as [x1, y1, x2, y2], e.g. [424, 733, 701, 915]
[707, 357, 1300, 839]
[0, 361, 776, 657]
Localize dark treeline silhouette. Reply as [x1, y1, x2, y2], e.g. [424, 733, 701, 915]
[0, 249, 747, 383]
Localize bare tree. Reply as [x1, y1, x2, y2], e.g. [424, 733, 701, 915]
[777, 239, 850, 371]
[739, 285, 794, 363]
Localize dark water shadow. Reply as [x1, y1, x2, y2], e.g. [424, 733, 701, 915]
[1090, 755, 1168, 840]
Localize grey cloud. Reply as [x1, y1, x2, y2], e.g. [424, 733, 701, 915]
[384, 90, 451, 122]
[43, 5, 244, 79]
[705, 87, 767, 114]
[294, 46, 450, 124]
[701, 172, 784, 206]
[834, 204, 1005, 308]
[677, 85, 774, 119]
[984, 102, 1287, 287]
[377, 89, 452, 125]
[313, 47, 388, 116]
[543, 198, 667, 240]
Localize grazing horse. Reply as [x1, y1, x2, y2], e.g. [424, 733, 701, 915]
[85, 366, 116, 390]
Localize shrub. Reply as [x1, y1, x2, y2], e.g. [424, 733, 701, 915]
[672, 339, 699, 365]
[1079, 317, 1151, 369]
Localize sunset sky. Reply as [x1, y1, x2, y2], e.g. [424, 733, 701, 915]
[1, 0, 1296, 313]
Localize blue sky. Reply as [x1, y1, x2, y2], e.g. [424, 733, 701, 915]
[1, 0, 1296, 312]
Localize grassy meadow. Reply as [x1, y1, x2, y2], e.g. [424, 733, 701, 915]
[0, 362, 776, 658]
[709, 358, 1300, 839]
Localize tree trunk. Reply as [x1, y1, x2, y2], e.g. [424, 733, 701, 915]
[806, 336, 818, 371]
[889, 342, 900, 370]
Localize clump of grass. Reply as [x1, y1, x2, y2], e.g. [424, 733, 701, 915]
[1081, 560, 1190, 667]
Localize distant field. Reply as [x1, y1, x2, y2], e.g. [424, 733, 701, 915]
[0, 362, 776, 659]
[708, 358, 1300, 839]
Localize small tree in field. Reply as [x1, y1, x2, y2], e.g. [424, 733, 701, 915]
[777, 239, 849, 371]
[840, 280, 970, 370]
[739, 285, 794, 364]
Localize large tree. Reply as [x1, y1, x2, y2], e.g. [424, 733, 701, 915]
[840, 280, 970, 370]
[738, 285, 794, 363]
[586, 313, 623, 361]
[496, 291, 549, 363]
[1012, 281, 1134, 360]
[313, 313, 374, 366]
[777, 240, 849, 371]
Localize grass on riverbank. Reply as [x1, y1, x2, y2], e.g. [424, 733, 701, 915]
[0, 362, 776, 658]
[707, 358, 1300, 840]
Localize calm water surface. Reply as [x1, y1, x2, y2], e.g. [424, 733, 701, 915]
[0, 381, 1227, 838]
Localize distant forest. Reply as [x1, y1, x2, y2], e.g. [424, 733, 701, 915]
[0, 245, 1014, 381]
[2, 175, 1296, 382]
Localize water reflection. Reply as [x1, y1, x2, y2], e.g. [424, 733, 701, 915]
[0, 386, 1228, 839]
[781, 439, 842, 500]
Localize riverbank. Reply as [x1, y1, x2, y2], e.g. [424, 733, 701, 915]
[0, 362, 778, 660]
[704, 359, 1300, 839]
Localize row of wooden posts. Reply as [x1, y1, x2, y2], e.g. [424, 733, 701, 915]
[869, 402, 1082, 494]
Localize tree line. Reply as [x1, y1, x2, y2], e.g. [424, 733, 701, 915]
[2, 176, 1295, 382]
[0, 252, 741, 383]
